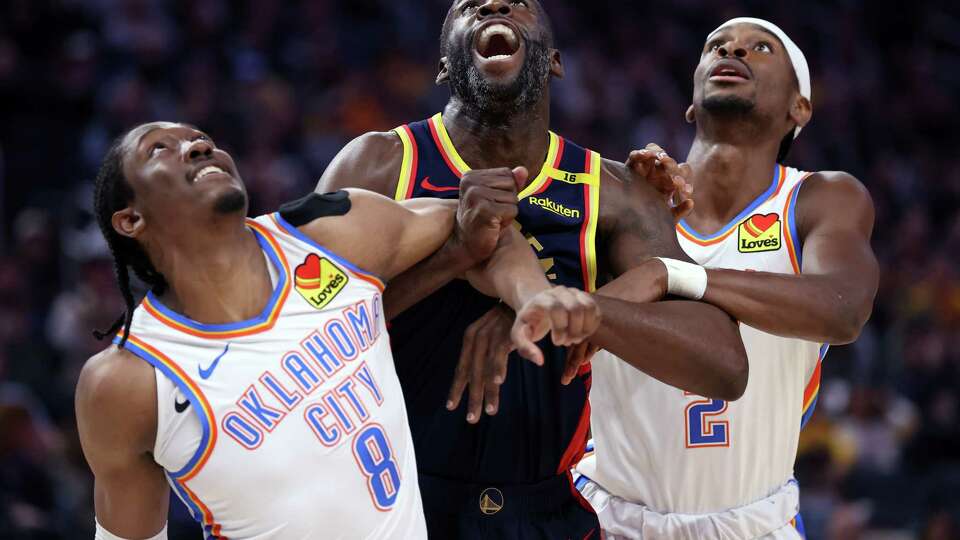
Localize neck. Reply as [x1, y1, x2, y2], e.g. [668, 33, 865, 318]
[150, 216, 273, 325]
[685, 118, 784, 227]
[442, 93, 551, 185]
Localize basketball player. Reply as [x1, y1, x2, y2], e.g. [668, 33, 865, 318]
[75, 122, 603, 539]
[317, 1, 747, 537]
[575, 18, 879, 539]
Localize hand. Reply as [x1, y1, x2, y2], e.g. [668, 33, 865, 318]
[597, 257, 669, 305]
[561, 341, 600, 386]
[512, 287, 601, 365]
[453, 167, 528, 264]
[446, 304, 516, 424]
[626, 144, 694, 222]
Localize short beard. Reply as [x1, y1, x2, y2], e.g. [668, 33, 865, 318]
[213, 189, 247, 215]
[446, 37, 551, 127]
[702, 94, 756, 116]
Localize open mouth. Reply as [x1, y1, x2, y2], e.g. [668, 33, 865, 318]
[475, 23, 521, 60]
[191, 164, 230, 183]
[709, 59, 752, 82]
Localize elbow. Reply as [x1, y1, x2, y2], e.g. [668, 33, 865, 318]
[718, 341, 749, 402]
[825, 302, 874, 345]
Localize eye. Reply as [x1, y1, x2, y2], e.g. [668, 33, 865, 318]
[511, 0, 528, 6]
[461, 1, 478, 13]
[150, 142, 167, 156]
[755, 42, 772, 53]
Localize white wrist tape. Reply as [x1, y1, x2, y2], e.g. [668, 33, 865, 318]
[95, 520, 167, 540]
[655, 258, 708, 300]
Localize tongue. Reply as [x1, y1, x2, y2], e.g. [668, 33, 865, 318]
[481, 34, 516, 58]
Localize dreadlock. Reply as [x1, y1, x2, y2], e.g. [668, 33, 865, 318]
[92, 131, 169, 347]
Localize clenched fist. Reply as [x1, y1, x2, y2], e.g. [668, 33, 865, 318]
[452, 167, 527, 264]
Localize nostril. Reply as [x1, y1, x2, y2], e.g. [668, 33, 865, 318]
[717, 47, 728, 57]
[498, 6, 510, 14]
[734, 48, 747, 58]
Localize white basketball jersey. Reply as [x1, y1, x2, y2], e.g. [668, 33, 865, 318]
[119, 214, 426, 539]
[581, 165, 826, 514]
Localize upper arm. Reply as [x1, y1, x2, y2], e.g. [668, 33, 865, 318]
[796, 171, 879, 287]
[599, 159, 691, 276]
[298, 189, 457, 280]
[76, 347, 169, 537]
[316, 131, 405, 197]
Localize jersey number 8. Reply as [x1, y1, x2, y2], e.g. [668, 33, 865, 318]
[352, 424, 401, 510]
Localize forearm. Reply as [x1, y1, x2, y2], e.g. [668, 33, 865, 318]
[466, 227, 550, 311]
[704, 268, 873, 344]
[591, 296, 747, 400]
[384, 238, 476, 320]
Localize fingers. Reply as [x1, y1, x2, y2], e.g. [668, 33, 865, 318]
[511, 166, 530, 191]
[482, 342, 510, 416]
[447, 318, 479, 412]
[672, 198, 695, 220]
[449, 306, 518, 423]
[511, 321, 545, 366]
[465, 323, 489, 424]
[627, 145, 683, 195]
[562, 342, 599, 385]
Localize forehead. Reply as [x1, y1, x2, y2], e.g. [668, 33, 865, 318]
[120, 122, 203, 156]
[706, 23, 783, 47]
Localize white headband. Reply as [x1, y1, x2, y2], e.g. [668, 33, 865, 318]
[710, 17, 811, 139]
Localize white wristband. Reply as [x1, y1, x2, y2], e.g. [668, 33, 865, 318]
[655, 258, 708, 300]
[95, 519, 168, 540]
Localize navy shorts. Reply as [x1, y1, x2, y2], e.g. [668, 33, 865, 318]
[419, 473, 600, 540]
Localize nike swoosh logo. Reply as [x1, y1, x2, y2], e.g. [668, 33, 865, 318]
[175, 398, 191, 413]
[420, 177, 459, 193]
[199, 343, 231, 380]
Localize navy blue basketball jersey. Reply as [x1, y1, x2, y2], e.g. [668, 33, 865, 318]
[389, 113, 601, 485]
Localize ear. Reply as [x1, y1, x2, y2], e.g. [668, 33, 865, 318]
[111, 207, 145, 240]
[549, 49, 564, 79]
[685, 105, 696, 124]
[790, 95, 812, 130]
[437, 57, 450, 85]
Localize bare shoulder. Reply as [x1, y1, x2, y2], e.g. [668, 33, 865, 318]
[316, 130, 405, 196]
[798, 170, 875, 235]
[76, 345, 158, 458]
[802, 170, 872, 201]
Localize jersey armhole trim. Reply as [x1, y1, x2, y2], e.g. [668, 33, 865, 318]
[269, 213, 386, 291]
[782, 173, 812, 275]
[114, 335, 225, 537]
[579, 150, 602, 292]
[800, 344, 830, 429]
[393, 125, 418, 201]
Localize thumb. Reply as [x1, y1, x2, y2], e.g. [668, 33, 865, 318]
[512, 166, 529, 192]
[511, 322, 544, 366]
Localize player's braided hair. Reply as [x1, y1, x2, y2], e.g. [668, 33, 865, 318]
[92, 132, 168, 347]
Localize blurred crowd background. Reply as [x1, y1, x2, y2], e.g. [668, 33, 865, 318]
[0, 0, 957, 539]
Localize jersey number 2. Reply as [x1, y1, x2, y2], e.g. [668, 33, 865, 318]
[684, 394, 730, 448]
[352, 424, 401, 510]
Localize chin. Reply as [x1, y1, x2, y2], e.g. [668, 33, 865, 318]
[213, 189, 248, 215]
[702, 92, 756, 115]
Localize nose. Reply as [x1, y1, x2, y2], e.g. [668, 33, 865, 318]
[478, 0, 511, 18]
[184, 139, 213, 162]
[717, 43, 748, 59]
